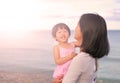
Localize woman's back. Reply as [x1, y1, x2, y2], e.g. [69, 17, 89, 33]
[63, 52, 96, 83]
[77, 53, 96, 83]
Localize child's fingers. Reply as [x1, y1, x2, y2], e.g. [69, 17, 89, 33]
[57, 74, 64, 80]
[53, 78, 62, 83]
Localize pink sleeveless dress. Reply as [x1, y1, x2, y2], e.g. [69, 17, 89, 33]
[53, 45, 75, 78]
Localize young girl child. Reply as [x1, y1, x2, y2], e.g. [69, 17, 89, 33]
[51, 23, 80, 83]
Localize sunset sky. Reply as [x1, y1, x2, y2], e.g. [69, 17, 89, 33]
[0, 0, 120, 48]
[0, 0, 120, 31]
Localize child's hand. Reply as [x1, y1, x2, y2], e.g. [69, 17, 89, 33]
[53, 74, 63, 83]
[71, 52, 77, 59]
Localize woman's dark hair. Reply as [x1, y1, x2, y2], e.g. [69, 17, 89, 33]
[52, 23, 71, 37]
[79, 13, 110, 58]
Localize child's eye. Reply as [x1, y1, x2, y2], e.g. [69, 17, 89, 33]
[57, 31, 61, 33]
[64, 30, 67, 33]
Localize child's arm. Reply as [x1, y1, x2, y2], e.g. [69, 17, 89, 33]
[53, 45, 77, 65]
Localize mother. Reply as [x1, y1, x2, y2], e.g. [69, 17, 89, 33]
[62, 13, 110, 83]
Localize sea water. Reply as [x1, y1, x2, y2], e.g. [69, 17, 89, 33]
[0, 30, 120, 80]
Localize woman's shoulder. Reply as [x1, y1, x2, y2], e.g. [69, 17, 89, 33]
[77, 52, 89, 57]
[72, 52, 94, 70]
[73, 52, 92, 62]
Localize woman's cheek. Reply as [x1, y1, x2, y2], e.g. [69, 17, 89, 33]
[74, 33, 79, 40]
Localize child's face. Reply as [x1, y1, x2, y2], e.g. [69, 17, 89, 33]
[55, 28, 70, 43]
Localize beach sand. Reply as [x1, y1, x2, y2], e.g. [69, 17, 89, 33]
[0, 70, 120, 83]
[0, 70, 53, 83]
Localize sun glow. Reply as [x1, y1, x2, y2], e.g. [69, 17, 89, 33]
[0, 0, 119, 49]
[0, 30, 28, 39]
[0, 0, 119, 32]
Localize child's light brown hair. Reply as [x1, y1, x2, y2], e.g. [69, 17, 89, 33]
[52, 23, 71, 37]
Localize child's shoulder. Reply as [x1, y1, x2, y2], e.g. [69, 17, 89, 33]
[53, 45, 60, 49]
[70, 41, 81, 47]
[69, 41, 75, 44]
[68, 42, 75, 47]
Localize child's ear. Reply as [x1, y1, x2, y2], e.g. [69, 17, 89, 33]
[54, 37, 57, 41]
